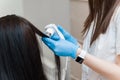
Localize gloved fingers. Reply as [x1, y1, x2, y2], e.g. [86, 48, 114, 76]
[42, 37, 56, 50]
[57, 25, 70, 39]
[57, 25, 78, 45]
[51, 32, 60, 40]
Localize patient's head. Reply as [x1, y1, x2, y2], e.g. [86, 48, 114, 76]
[0, 15, 47, 80]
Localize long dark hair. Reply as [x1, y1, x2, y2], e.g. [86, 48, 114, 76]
[0, 15, 60, 80]
[83, 0, 120, 45]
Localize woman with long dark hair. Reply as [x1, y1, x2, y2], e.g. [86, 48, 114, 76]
[42, 0, 120, 80]
[0, 15, 60, 80]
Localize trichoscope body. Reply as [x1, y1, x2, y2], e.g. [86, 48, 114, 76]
[45, 24, 65, 39]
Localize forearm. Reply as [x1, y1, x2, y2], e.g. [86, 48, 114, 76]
[77, 48, 120, 80]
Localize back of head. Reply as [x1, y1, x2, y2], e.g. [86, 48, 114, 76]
[0, 15, 47, 80]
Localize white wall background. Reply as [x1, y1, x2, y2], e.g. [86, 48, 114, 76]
[23, 0, 70, 31]
[0, 0, 23, 17]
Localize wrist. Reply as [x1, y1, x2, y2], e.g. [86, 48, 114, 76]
[75, 48, 87, 64]
[76, 48, 82, 56]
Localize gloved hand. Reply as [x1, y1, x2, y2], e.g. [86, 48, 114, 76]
[42, 37, 79, 59]
[52, 25, 79, 46]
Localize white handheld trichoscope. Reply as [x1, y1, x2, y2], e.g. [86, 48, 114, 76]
[45, 24, 65, 39]
[45, 24, 68, 80]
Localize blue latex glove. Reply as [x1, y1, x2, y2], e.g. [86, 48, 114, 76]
[52, 25, 79, 46]
[42, 37, 79, 59]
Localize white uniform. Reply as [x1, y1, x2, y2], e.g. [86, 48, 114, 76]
[82, 6, 120, 80]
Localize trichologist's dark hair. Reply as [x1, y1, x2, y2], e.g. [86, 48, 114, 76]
[83, 0, 120, 45]
[0, 15, 60, 80]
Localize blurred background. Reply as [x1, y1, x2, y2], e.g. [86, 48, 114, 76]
[0, 0, 88, 80]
